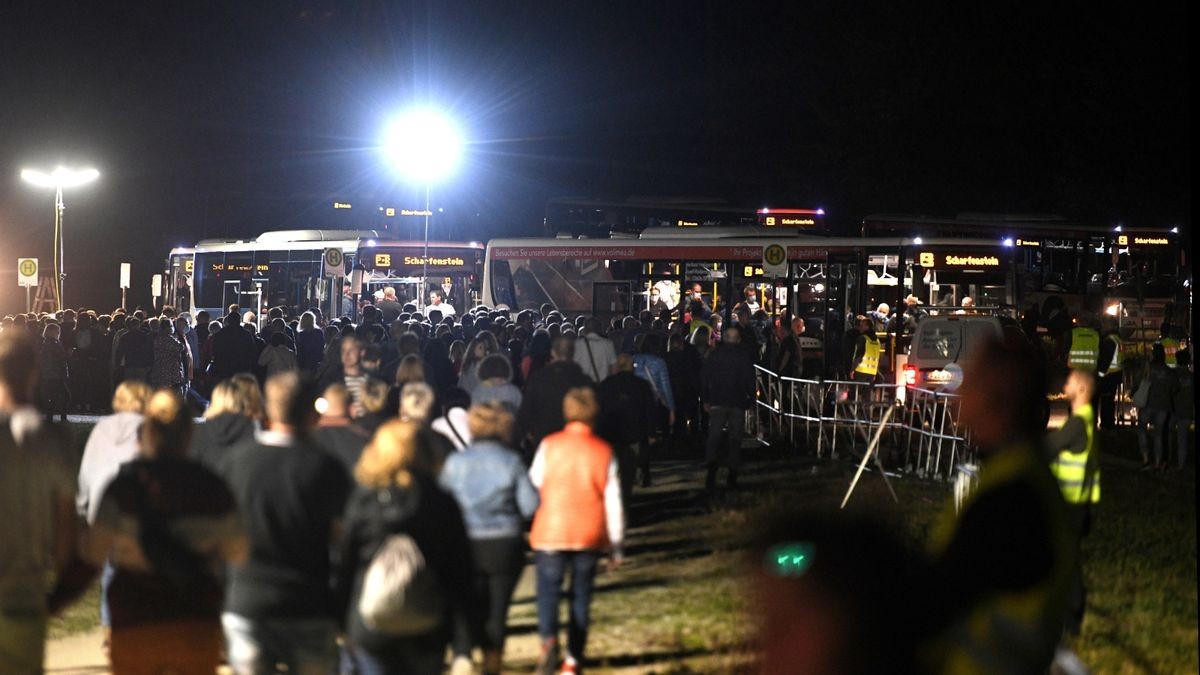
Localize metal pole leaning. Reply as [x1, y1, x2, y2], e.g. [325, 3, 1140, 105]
[840, 405, 898, 508]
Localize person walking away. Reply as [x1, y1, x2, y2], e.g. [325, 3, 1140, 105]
[85, 391, 247, 674]
[1, 331, 94, 674]
[76, 381, 153, 644]
[1172, 349, 1194, 469]
[219, 372, 353, 674]
[440, 403, 540, 675]
[518, 336, 591, 453]
[701, 325, 756, 491]
[1067, 323, 1100, 373]
[258, 331, 299, 377]
[116, 316, 155, 385]
[1096, 323, 1124, 429]
[774, 317, 806, 378]
[529, 388, 624, 675]
[574, 317, 617, 383]
[151, 318, 191, 395]
[665, 332, 703, 443]
[431, 387, 474, 451]
[597, 354, 656, 498]
[1044, 369, 1101, 639]
[210, 312, 258, 382]
[189, 374, 262, 473]
[919, 336, 1075, 674]
[470, 353, 523, 412]
[632, 333, 675, 458]
[1136, 343, 1177, 470]
[38, 323, 71, 421]
[295, 311, 326, 374]
[336, 419, 479, 674]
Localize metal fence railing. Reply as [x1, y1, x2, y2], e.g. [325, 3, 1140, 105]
[752, 365, 974, 480]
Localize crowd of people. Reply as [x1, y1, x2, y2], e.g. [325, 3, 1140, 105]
[0, 288, 769, 675]
[1, 282, 1193, 675]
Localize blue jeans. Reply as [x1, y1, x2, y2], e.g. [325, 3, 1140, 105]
[222, 613, 338, 675]
[99, 560, 115, 627]
[535, 550, 600, 662]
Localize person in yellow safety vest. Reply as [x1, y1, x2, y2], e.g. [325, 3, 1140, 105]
[1045, 369, 1100, 638]
[849, 315, 881, 383]
[1160, 334, 1180, 368]
[1097, 327, 1124, 429]
[919, 336, 1075, 675]
[1067, 325, 1100, 372]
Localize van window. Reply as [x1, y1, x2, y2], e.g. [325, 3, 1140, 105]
[915, 324, 961, 361]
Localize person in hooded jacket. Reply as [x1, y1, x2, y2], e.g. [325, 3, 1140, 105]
[189, 374, 262, 473]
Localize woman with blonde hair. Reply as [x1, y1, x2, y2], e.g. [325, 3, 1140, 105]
[87, 391, 247, 674]
[335, 419, 478, 674]
[190, 373, 262, 472]
[77, 380, 154, 641]
[440, 403, 539, 675]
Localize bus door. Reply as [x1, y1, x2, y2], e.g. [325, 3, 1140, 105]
[824, 252, 862, 377]
[592, 281, 636, 324]
[222, 280, 242, 316]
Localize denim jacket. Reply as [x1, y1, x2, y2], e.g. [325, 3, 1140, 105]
[632, 353, 675, 411]
[439, 440, 539, 539]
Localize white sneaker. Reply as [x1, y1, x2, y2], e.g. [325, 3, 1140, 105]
[1052, 646, 1090, 675]
[450, 655, 475, 675]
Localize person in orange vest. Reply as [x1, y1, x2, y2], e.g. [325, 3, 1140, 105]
[529, 387, 624, 675]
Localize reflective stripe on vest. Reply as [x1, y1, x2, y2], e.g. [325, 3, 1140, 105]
[1106, 334, 1123, 375]
[1162, 338, 1179, 368]
[1051, 403, 1100, 504]
[1068, 328, 1100, 371]
[855, 335, 880, 376]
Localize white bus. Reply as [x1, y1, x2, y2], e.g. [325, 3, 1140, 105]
[481, 227, 1018, 374]
[188, 229, 381, 320]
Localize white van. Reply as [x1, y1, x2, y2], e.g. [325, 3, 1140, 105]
[901, 315, 1005, 391]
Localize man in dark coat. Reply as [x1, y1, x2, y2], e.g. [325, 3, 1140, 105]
[517, 336, 590, 454]
[597, 354, 657, 499]
[701, 325, 756, 491]
[210, 313, 258, 381]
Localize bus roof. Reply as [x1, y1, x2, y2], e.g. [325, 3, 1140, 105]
[485, 234, 1007, 259]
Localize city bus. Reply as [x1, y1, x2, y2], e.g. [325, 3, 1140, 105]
[481, 227, 1017, 376]
[544, 197, 826, 236]
[862, 213, 1190, 344]
[352, 239, 486, 312]
[188, 229, 380, 321]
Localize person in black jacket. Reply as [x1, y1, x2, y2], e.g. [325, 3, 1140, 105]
[210, 313, 258, 382]
[189, 374, 262, 473]
[701, 325, 756, 491]
[517, 337, 591, 455]
[335, 418, 479, 674]
[597, 354, 657, 499]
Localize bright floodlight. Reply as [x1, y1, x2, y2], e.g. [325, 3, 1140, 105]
[21, 166, 100, 189]
[382, 109, 462, 183]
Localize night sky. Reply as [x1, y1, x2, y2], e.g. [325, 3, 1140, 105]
[0, 1, 1189, 313]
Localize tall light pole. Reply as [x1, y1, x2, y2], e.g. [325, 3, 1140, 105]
[382, 109, 462, 311]
[21, 166, 100, 310]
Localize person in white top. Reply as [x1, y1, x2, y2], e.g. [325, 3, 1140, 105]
[425, 289, 456, 318]
[573, 317, 618, 382]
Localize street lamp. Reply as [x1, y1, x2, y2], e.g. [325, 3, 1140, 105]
[21, 166, 100, 310]
[382, 109, 462, 311]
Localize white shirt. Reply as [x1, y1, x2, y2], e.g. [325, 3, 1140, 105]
[431, 408, 472, 451]
[425, 302, 456, 317]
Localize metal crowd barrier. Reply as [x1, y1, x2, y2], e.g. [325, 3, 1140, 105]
[752, 365, 974, 480]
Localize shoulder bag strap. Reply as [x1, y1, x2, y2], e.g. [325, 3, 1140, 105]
[583, 335, 600, 380]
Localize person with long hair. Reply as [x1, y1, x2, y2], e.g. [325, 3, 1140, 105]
[521, 329, 553, 383]
[189, 373, 262, 473]
[336, 419, 479, 674]
[76, 381, 154, 646]
[440, 403, 539, 675]
[86, 391, 247, 674]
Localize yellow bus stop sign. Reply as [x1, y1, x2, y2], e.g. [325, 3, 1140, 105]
[18, 258, 39, 287]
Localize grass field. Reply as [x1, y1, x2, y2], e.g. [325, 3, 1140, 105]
[48, 427, 1196, 674]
